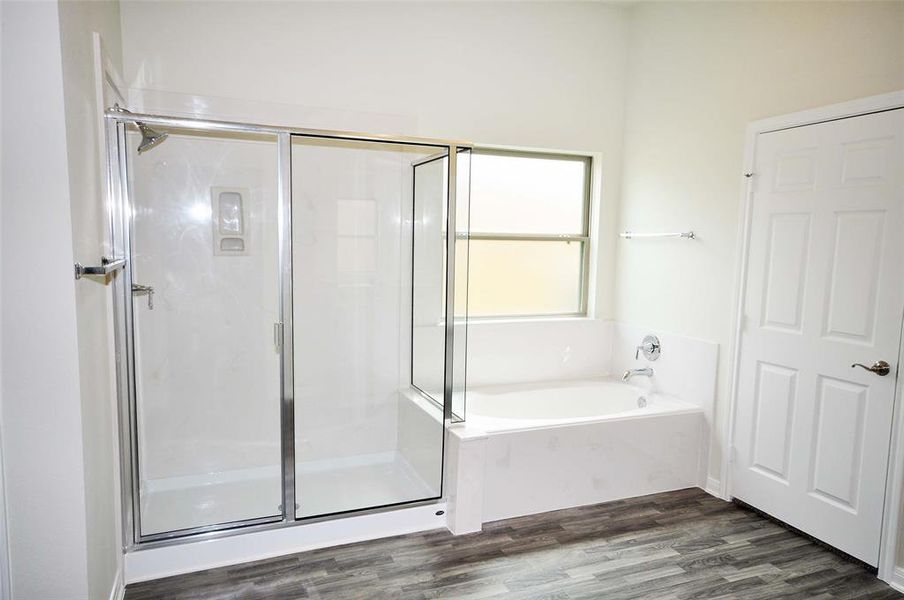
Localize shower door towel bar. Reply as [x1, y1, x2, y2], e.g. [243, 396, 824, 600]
[619, 231, 696, 240]
[74, 256, 126, 280]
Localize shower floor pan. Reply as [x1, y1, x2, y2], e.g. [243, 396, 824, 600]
[140, 450, 436, 537]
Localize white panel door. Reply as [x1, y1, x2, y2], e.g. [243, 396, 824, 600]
[732, 108, 904, 566]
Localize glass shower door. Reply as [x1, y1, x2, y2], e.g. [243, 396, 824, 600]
[413, 150, 471, 422]
[126, 126, 283, 538]
[291, 137, 450, 518]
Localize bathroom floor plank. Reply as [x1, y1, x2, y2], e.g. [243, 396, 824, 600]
[124, 488, 902, 600]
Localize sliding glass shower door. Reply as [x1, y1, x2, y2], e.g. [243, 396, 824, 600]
[291, 137, 452, 518]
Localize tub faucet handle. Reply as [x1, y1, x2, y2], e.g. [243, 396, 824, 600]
[635, 335, 661, 361]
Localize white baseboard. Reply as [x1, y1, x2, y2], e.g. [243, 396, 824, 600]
[108, 568, 124, 600]
[704, 476, 725, 500]
[886, 566, 904, 593]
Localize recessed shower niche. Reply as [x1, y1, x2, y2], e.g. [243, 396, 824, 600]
[108, 112, 470, 545]
[211, 187, 250, 255]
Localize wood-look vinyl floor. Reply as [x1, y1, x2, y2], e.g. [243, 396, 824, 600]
[124, 488, 903, 599]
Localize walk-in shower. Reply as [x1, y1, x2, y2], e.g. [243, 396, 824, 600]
[104, 109, 470, 547]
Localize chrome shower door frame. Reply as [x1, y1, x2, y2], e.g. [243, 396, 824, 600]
[106, 110, 470, 551]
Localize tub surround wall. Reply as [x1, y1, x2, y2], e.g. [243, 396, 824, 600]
[464, 319, 717, 405]
[610, 322, 718, 489]
[466, 319, 613, 387]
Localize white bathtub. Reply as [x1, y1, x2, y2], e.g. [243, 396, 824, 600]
[445, 377, 706, 530]
[467, 378, 701, 431]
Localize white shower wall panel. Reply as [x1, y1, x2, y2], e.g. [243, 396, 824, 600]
[292, 141, 419, 464]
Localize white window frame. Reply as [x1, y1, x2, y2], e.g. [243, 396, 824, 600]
[468, 148, 593, 319]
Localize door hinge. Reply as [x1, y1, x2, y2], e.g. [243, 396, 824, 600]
[744, 172, 757, 193]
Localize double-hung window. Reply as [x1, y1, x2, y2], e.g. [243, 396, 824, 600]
[465, 149, 592, 318]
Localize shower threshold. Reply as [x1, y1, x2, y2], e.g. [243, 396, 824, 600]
[140, 450, 436, 537]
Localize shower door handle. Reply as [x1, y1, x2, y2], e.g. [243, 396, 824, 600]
[132, 283, 154, 310]
[273, 322, 283, 352]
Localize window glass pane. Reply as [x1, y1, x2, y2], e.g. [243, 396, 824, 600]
[470, 153, 587, 235]
[466, 240, 583, 317]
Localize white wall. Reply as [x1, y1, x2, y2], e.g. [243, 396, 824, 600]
[616, 0, 904, 485]
[0, 2, 91, 598]
[119, 0, 631, 321]
[57, 1, 125, 597]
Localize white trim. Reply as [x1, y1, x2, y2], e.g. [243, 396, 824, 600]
[124, 501, 446, 584]
[704, 477, 724, 500]
[107, 569, 124, 600]
[888, 567, 904, 594]
[0, 405, 10, 600]
[92, 32, 128, 595]
[587, 151, 603, 319]
[739, 90, 904, 137]
[722, 90, 904, 583]
[879, 314, 904, 582]
[465, 148, 597, 320]
[0, 5, 9, 596]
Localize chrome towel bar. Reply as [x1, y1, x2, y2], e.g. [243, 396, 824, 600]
[619, 231, 695, 240]
[74, 257, 126, 280]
